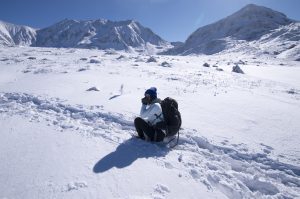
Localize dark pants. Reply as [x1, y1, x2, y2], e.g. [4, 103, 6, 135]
[134, 117, 165, 142]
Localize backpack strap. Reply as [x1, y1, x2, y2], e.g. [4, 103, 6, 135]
[165, 129, 180, 148]
[154, 131, 157, 142]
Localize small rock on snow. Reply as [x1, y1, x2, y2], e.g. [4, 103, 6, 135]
[161, 61, 171, 67]
[232, 65, 244, 74]
[89, 59, 101, 64]
[203, 63, 210, 67]
[146, 56, 157, 63]
[86, 87, 100, 91]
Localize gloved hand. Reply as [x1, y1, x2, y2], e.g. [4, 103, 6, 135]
[141, 97, 149, 105]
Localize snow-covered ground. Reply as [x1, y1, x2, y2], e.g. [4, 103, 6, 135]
[0, 46, 299, 198]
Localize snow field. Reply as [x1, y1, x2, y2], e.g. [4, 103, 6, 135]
[0, 46, 300, 198]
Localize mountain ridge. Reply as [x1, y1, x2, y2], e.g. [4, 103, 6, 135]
[0, 18, 171, 53]
[34, 18, 171, 53]
[0, 4, 299, 58]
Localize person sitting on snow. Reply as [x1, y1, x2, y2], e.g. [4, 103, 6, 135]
[134, 87, 166, 142]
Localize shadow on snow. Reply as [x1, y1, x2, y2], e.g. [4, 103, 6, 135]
[93, 137, 169, 173]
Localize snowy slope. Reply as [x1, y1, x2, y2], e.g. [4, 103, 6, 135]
[255, 22, 300, 59]
[0, 20, 36, 46]
[165, 4, 299, 59]
[0, 46, 300, 198]
[34, 19, 171, 53]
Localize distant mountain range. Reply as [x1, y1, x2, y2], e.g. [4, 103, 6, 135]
[34, 19, 171, 53]
[0, 4, 299, 58]
[0, 19, 171, 53]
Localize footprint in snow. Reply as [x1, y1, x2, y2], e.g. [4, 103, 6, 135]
[62, 181, 88, 192]
[164, 162, 174, 169]
[152, 184, 170, 199]
[260, 143, 274, 154]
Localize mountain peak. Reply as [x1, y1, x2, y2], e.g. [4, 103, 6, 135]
[233, 4, 289, 21]
[242, 3, 267, 10]
[240, 3, 281, 13]
[54, 18, 138, 27]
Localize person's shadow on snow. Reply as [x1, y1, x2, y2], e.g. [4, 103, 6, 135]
[93, 137, 168, 173]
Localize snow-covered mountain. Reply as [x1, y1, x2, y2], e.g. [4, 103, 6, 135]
[1, 4, 299, 57]
[0, 19, 171, 53]
[34, 19, 171, 52]
[0, 20, 36, 46]
[165, 4, 299, 58]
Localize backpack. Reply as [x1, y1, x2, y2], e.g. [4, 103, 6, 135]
[160, 97, 182, 137]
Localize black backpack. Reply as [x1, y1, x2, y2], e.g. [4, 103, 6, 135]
[160, 97, 182, 137]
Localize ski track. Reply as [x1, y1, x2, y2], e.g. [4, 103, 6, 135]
[0, 92, 300, 198]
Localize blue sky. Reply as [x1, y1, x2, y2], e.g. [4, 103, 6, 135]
[0, 0, 299, 42]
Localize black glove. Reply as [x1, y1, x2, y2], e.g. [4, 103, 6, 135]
[141, 97, 148, 105]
